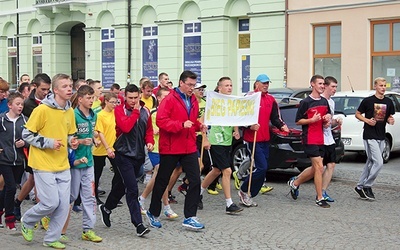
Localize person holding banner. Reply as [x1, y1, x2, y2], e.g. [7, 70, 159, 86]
[238, 74, 289, 207]
[288, 75, 332, 208]
[147, 70, 207, 230]
[200, 77, 243, 214]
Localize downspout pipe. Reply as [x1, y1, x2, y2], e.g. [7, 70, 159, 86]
[127, 0, 132, 86]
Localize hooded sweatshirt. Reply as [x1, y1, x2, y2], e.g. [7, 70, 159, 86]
[22, 93, 77, 172]
[0, 112, 28, 166]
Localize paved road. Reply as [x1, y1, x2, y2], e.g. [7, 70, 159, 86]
[2, 153, 400, 250]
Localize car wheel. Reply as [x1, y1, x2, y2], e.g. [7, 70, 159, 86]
[382, 137, 391, 164]
[232, 144, 249, 173]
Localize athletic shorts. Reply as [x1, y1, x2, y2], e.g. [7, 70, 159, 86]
[323, 144, 336, 165]
[304, 145, 325, 158]
[210, 145, 231, 170]
[148, 152, 160, 167]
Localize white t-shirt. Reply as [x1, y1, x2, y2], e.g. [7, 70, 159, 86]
[323, 97, 335, 145]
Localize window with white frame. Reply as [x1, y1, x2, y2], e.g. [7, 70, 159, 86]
[8, 37, 17, 89]
[32, 35, 42, 76]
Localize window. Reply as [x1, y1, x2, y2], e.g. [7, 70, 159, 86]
[183, 22, 201, 83]
[142, 26, 158, 85]
[313, 24, 341, 90]
[32, 35, 42, 76]
[8, 37, 17, 89]
[371, 20, 400, 90]
[238, 19, 250, 93]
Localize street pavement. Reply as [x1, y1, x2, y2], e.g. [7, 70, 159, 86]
[2, 154, 400, 250]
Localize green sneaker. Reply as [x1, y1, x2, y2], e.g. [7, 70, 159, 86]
[232, 171, 241, 190]
[21, 218, 34, 242]
[82, 229, 103, 242]
[43, 241, 66, 249]
[41, 216, 50, 231]
[59, 234, 70, 243]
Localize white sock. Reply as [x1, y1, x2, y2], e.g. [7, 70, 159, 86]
[200, 187, 206, 195]
[226, 198, 233, 207]
[139, 196, 145, 202]
[163, 204, 171, 211]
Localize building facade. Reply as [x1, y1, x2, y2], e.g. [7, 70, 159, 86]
[0, 0, 286, 94]
[287, 0, 400, 91]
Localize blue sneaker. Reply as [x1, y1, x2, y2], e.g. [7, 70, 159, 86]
[146, 210, 161, 228]
[287, 176, 299, 200]
[322, 190, 334, 202]
[182, 217, 205, 230]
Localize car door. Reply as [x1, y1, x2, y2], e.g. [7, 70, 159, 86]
[385, 94, 400, 151]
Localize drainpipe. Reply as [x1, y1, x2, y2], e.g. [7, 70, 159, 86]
[127, 0, 132, 86]
[16, 0, 20, 87]
[284, 0, 288, 88]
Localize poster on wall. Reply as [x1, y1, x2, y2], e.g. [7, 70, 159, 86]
[142, 39, 158, 85]
[241, 55, 250, 93]
[184, 36, 201, 83]
[101, 41, 115, 89]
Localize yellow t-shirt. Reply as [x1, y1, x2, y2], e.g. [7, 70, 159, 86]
[25, 105, 77, 172]
[92, 99, 102, 114]
[151, 109, 159, 153]
[93, 109, 116, 156]
[141, 96, 154, 110]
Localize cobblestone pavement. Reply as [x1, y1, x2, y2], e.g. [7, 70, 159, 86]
[2, 160, 400, 250]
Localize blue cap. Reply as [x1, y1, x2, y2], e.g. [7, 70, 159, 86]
[256, 74, 270, 83]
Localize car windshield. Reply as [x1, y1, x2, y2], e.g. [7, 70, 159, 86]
[279, 106, 301, 129]
[332, 96, 364, 115]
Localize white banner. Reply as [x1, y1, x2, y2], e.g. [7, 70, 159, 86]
[204, 91, 261, 126]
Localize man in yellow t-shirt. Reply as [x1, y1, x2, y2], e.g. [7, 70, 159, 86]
[21, 74, 79, 249]
[140, 79, 156, 110]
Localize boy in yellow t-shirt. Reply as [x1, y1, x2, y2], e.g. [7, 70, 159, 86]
[20, 74, 79, 249]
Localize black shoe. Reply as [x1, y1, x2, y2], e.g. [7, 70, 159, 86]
[354, 187, 367, 200]
[14, 206, 21, 221]
[363, 187, 375, 201]
[315, 198, 330, 208]
[226, 203, 243, 214]
[136, 223, 150, 237]
[99, 204, 111, 227]
[96, 198, 104, 205]
[98, 190, 106, 196]
[168, 194, 178, 204]
[117, 200, 123, 207]
[198, 195, 203, 210]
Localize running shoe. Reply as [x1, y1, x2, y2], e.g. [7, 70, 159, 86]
[139, 198, 146, 215]
[316, 197, 331, 208]
[177, 183, 188, 196]
[146, 210, 162, 228]
[354, 187, 367, 200]
[287, 176, 299, 200]
[363, 187, 375, 201]
[216, 183, 223, 190]
[182, 217, 205, 230]
[168, 194, 178, 204]
[164, 207, 178, 219]
[322, 190, 335, 202]
[226, 203, 243, 214]
[5, 215, 16, 230]
[207, 188, 218, 195]
[232, 171, 241, 190]
[72, 205, 83, 213]
[59, 234, 69, 243]
[43, 241, 66, 249]
[99, 204, 111, 227]
[238, 190, 253, 207]
[21, 217, 34, 242]
[14, 206, 21, 221]
[82, 230, 102, 242]
[136, 223, 150, 237]
[41, 216, 50, 231]
[260, 184, 274, 194]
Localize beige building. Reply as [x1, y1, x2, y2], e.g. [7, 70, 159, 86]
[0, 0, 287, 94]
[287, 0, 400, 92]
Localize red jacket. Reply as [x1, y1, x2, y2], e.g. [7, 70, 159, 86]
[156, 88, 201, 154]
[243, 91, 285, 143]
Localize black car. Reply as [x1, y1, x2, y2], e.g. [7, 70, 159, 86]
[231, 103, 344, 175]
[269, 87, 312, 100]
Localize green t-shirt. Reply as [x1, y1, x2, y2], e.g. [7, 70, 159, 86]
[208, 126, 234, 146]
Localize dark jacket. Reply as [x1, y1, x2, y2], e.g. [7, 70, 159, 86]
[156, 88, 201, 154]
[114, 101, 154, 159]
[22, 89, 39, 117]
[0, 113, 28, 166]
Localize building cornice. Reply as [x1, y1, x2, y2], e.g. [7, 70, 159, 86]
[154, 19, 183, 25]
[198, 15, 230, 21]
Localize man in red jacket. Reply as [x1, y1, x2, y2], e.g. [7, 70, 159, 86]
[146, 71, 207, 230]
[238, 74, 289, 207]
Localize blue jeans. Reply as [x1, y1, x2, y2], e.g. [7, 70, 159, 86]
[240, 141, 270, 198]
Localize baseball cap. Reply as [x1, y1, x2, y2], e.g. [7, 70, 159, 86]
[256, 74, 271, 83]
[194, 83, 207, 89]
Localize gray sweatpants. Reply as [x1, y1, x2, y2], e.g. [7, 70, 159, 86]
[70, 167, 96, 230]
[22, 169, 71, 244]
[357, 139, 384, 188]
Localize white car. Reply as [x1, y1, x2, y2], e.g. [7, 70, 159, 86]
[332, 90, 400, 163]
